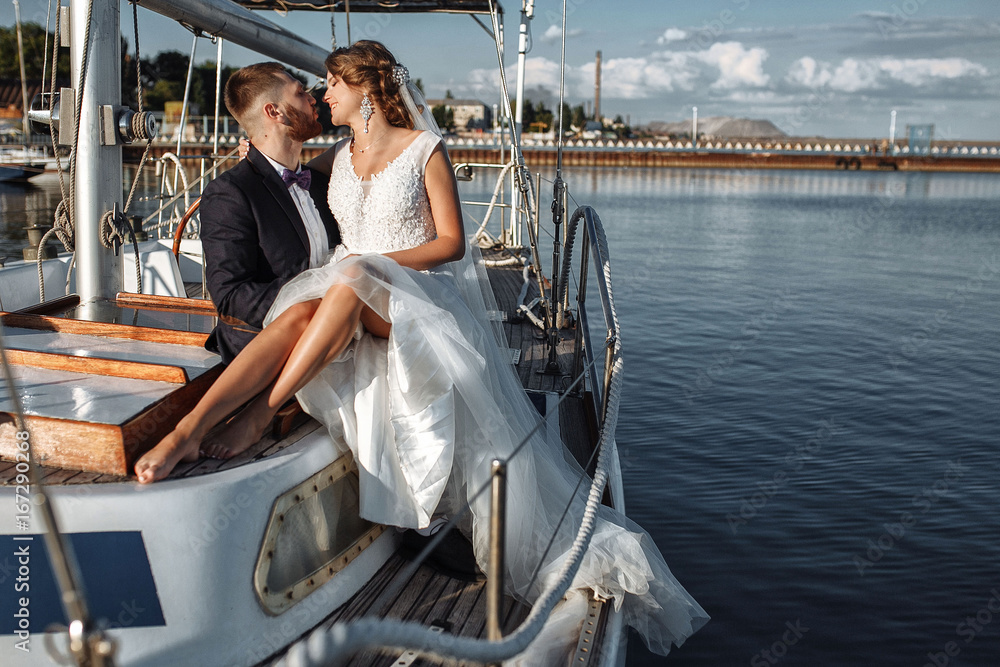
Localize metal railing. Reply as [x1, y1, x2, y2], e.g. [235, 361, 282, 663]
[568, 205, 620, 425]
[140, 149, 239, 237]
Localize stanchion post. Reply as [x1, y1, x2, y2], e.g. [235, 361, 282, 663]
[486, 458, 508, 644]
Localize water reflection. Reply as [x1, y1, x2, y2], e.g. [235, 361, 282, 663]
[0, 176, 67, 261]
[560, 168, 1000, 201]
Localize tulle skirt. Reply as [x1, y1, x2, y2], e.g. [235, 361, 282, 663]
[265, 249, 708, 657]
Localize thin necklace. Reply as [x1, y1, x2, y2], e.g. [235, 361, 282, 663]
[353, 130, 390, 153]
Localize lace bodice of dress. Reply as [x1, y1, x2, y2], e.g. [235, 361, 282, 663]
[328, 131, 441, 254]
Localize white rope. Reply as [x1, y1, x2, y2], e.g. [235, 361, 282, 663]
[481, 255, 524, 268]
[278, 211, 623, 667]
[470, 159, 517, 244]
[153, 153, 191, 232]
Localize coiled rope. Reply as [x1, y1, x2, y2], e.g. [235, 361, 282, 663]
[37, 1, 82, 302]
[278, 208, 622, 667]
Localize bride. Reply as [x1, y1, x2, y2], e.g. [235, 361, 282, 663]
[139, 40, 707, 657]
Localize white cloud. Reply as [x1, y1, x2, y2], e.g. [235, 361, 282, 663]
[540, 25, 583, 44]
[787, 56, 988, 92]
[878, 58, 988, 86]
[464, 41, 772, 102]
[829, 59, 881, 92]
[582, 56, 687, 99]
[697, 42, 770, 89]
[657, 28, 688, 44]
[787, 57, 832, 88]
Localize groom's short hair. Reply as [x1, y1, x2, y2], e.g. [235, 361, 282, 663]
[224, 62, 289, 136]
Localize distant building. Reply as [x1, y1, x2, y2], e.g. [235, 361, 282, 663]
[580, 120, 606, 140]
[0, 78, 44, 120]
[425, 98, 491, 131]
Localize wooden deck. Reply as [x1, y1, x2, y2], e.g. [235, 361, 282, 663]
[261, 552, 532, 667]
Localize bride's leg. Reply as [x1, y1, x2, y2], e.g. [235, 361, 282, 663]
[198, 286, 390, 461]
[199, 377, 279, 460]
[134, 300, 320, 483]
[266, 282, 389, 410]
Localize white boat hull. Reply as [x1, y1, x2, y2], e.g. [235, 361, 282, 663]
[0, 431, 397, 666]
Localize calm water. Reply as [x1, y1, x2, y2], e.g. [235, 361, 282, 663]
[3, 167, 999, 665]
[553, 169, 1000, 666]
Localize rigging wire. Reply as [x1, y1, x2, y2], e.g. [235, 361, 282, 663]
[345, 0, 352, 44]
[330, 0, 336, 49]
[119, 0, 157, 294]
[487, 0, 549, 326]
[41, 0, 54, 100]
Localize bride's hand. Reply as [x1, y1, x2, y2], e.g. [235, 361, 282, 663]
[237, 136, 251, 160]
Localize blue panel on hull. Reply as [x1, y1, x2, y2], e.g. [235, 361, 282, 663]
[1, 531, 165, 635]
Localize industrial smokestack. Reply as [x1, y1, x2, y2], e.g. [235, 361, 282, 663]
[594, 50, 602, 122]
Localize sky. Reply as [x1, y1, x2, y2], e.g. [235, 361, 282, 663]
[4, 0, 999, 140]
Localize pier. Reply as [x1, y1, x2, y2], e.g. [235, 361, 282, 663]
[125, 136, 1000, 173]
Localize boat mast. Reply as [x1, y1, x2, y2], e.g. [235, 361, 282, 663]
[510, 0, 532, 246]
[513, 0, 533, 138]
[72, 0, 123, 302]
[13, 0, 30, 141]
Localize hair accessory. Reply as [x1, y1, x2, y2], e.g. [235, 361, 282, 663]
[392, 64, 410, 87]
[360, 92, 374, 133]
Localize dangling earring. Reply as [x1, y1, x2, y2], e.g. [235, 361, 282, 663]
[360, 93, 374, 134]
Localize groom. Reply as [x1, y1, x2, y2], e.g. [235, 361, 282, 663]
[200, 62, 339, 365]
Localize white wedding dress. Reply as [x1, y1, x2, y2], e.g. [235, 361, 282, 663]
[266, 130, 708, 657]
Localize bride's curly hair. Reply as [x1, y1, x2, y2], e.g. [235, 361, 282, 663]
[325, 41, 412, 129]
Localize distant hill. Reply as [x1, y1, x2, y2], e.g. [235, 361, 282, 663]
[645, 116, 787, 139]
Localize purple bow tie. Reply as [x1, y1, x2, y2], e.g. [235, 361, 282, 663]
[281, 167, 311, 190]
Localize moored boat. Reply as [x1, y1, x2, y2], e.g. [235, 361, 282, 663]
[0, 2, 682, 665]
[0, 147, 47, 182]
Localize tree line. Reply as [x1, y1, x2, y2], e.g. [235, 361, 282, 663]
[4, 24, 634, 138]
[2, 24, 243, 118]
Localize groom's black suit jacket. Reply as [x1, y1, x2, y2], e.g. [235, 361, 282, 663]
[200, 145, 339, 364]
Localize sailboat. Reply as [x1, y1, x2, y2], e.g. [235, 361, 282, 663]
[0, 147, 46, 182]
[1, 0, 46, 182]
[0, 2, 639, 665]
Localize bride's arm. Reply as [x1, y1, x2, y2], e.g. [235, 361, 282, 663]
[383, 145, 466, 271]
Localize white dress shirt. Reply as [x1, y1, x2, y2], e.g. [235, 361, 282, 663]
[261, 152, 330, 269]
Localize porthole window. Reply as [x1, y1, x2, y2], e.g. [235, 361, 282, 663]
[254, 456, 385, 614]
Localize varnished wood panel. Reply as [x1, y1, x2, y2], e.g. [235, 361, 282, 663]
[115, 291, 217, 314]
[0, 415, 128, 474]
[3, 348, 189, 383]
[15, 294, 81, 316]
[0, 312, 210, 347]
[0, 363, 221, 476]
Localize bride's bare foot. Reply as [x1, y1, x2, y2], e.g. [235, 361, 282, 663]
[201, 403, 273, 460]
[134, 427, 201, 484]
